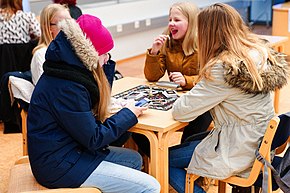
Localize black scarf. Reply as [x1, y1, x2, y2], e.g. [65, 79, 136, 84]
[43, 60, 99, 107]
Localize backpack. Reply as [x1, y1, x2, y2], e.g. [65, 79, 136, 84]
[256, 146, 290, 193]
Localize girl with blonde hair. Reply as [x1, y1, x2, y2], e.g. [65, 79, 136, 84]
[169, 3, 288, 193]
[31, 3, 71, 85]
[134, 1, 212, 156]
[144, 1, 199, 89]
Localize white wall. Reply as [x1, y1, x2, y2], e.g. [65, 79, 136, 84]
[29, 0, 248, 61]
[111, 27, 165, 61]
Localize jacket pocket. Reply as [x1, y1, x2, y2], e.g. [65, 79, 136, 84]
[195, 128, 221, 158]
[56, 149, 82, 169]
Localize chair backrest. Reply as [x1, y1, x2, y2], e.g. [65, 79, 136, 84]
[0, 40, 37, 78]
[222, 116, 280, 187]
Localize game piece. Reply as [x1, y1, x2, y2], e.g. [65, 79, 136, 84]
[162, 90, 179, 98]
[135, 98, 150, 107]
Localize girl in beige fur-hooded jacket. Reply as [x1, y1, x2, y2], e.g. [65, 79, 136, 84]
[169, 3, 289, 193]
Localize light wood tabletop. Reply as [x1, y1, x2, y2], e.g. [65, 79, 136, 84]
[112, 77, 188, 193]
[259, 35, 288, 53]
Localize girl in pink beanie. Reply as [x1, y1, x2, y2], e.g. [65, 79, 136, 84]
[27, 15, 160, 193]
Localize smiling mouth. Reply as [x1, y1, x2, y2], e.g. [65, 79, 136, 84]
[171, 29, 178, 35]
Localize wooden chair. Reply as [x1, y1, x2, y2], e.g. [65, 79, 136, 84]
[185, 116, 280, 193]
[7, 156, 101, 193]
[8, 109, 102, 193]
[21, 109, 28, 156]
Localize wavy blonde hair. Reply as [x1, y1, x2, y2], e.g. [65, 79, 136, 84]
[162, 1, 199, 56]
[33, 4, 69, 54]
[91, 67, 110, 122]
[197, 3, 276, 91]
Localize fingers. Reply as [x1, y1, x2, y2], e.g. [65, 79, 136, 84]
[154, 35, 168, 47]
[169, 72, 182, 79]
[130, 106, 148, 117]
[151, 34, 169, 54]
[169, 72, 186, 86]
[154, 35, 169, 44]
[125, 102, 147, 118]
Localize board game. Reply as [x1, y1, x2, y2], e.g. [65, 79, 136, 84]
[112, 85, 179, 111]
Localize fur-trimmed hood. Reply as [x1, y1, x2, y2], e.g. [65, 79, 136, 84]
[223, 49, 289, 94]
[45, 18, 99, 71]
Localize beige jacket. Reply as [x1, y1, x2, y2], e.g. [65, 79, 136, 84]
[144, 40, 198, 90]
[172, 49, 289, 179]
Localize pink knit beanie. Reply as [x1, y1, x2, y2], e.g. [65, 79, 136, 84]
[77, 14, 114, 56]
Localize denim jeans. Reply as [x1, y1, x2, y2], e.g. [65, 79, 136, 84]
[81, 146, 160, 193]
[169, 140, 205, 193]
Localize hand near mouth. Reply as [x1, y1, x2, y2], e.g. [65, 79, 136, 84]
[150, 34, 170, 55]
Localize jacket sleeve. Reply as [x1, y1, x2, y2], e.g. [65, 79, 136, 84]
[144, 49, 167, 81]
[183, 74, 198, 90]
[31, 48, 46, 85]
[172, 64, 231, 122]
[52, 83, 138, 152]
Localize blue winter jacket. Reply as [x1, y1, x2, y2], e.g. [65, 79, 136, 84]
[27, 31, 138, 188]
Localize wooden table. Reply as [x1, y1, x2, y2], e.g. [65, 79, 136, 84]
[112, 77, 188, 193]
[260, 35, 288, 53]
[259, 35, 288, 114]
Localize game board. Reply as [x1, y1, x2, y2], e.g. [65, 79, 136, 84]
[113, 85, 179, 111]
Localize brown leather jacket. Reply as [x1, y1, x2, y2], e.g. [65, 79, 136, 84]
[144, 41, 198, 90]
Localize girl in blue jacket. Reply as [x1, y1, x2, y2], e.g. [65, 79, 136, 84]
[27, 14, 160, 193]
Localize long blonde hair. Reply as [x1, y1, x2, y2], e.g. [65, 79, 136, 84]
[33, 4, 69, 54]
[91, 66, 110, 122]
[162, 2, 199, 56]
[197, 3, 276, 90]
[0, 0, 22, 20]
[58, 18, 111, 122]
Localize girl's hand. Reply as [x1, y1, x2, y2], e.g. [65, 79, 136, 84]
[125, 101, 147, 117]
[150, 34, 169, 55]
[98, 53, 110, 67]
[169, 72, 186, 87]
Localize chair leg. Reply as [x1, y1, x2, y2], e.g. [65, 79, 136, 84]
[185, 174, 200, 193]
[185, 173, 190, 193]
[254, 186, 261, 193]
[218, 181, 227, 193]
[189, 175, 194, 193]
